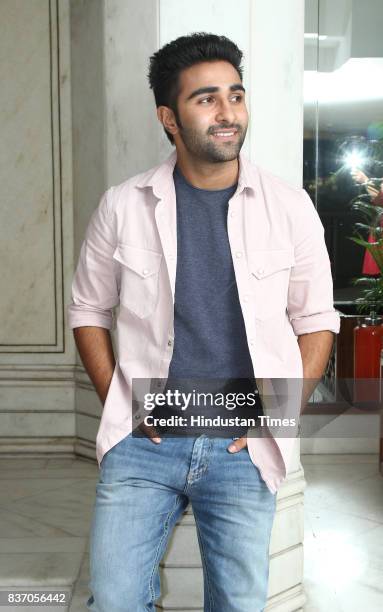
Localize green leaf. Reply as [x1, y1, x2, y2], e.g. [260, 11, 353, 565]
[351, 277, 379, 287]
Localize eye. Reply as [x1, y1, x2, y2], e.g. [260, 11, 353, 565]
[199, 96, 214, 104]
[231, 94, 243, 103]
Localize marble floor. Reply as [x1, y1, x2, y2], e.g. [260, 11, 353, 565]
[302, 454, 383, 611]
[0, 453, 381, 611]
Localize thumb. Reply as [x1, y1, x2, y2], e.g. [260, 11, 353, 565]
[227, 437, 246, 453]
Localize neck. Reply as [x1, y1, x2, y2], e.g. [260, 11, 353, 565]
[174, 149, 239, 190]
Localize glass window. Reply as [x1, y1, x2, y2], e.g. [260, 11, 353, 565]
[304, 0, 383, 308]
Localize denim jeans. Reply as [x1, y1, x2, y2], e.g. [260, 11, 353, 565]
[86, 433, 277, 612]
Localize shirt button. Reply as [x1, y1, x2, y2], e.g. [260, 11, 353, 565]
[235, 251, 243, 258]
[243, 296, 250, 303]
[249, 339, 255, 346]
[230, 211, 236, 217]
[257, 268, 264, 275]
[142, 268, 150, 276]
[167, 339, 173, 346]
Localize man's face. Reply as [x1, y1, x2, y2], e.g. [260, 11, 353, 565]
[170, 60, 248, 163]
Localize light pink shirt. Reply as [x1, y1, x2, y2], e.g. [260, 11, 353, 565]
[67, 150, 340, 494]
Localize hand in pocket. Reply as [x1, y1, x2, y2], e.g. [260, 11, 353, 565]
[137, 420, 162, 444]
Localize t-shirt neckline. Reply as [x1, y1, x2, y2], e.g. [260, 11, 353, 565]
[174, 164, 238, 194]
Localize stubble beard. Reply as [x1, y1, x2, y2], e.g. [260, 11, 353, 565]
[178, 124, 247, 163]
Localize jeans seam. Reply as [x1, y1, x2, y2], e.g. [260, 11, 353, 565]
[193, 513, 214, 612]
[147, 493, 183, 606]
[184, 439, 212, 487]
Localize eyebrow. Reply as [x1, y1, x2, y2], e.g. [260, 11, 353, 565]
[185, 83, 246, 101]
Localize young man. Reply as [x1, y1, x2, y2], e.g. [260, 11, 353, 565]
[68, 33, 340, 612]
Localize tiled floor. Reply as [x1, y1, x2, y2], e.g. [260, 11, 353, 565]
[302, 454, 383, 611]
[0, 456, 96, 612]
[0, 454, 381, 611]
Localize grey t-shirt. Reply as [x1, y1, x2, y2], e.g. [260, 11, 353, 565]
[151, 164, 262, 435]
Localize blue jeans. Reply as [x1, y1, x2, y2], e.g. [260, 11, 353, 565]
[86, 433, 277, 611]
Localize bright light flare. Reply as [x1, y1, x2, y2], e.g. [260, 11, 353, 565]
[345, 151, 365, 170]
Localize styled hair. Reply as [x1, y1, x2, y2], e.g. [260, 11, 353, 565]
[147, 32, 244, 144]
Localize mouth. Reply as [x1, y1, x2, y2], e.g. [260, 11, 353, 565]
[211, 129, 238, 140]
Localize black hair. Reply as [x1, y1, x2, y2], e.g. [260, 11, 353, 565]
[147, 32, 244, 144]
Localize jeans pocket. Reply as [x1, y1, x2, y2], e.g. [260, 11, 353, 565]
[100, 431, 133, 470]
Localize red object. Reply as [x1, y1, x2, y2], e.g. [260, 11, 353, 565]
[362, 191, 383, 275]
[362, 232, 381, 275]
[354, 315, 383, 402]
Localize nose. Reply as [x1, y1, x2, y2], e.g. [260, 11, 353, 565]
[215, 98, 235, 125]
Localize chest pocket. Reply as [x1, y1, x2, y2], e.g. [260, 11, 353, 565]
[248, 248, 295, 320]
[112, 243, 163, 318]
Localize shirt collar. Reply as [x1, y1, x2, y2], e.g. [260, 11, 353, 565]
[136, 150, 257, 199]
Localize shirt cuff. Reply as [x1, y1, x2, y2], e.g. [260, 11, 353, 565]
[290, 310, 341, 336]
[67, 305, 114, 330]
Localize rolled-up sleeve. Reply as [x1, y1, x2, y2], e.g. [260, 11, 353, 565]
[67, 188, 119, 330]
[287, 189, 340, 336]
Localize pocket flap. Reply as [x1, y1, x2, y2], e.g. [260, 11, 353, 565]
[249, 248, 295, 279]
[112, 243, 163, 278]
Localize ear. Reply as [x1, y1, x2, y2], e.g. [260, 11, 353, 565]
[157, 106, 179, 138]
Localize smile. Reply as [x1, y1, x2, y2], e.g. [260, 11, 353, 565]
[211, 130, 237, 138]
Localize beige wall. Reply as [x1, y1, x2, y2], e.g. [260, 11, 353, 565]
[0, 0, 75, 452]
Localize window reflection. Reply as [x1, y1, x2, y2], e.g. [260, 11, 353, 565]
[304, 0, 383, 303]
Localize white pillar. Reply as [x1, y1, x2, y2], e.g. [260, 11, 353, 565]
[103, 0, 160, 186]
[249, 0, 305, 187]
[155, 2, 306, 610]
